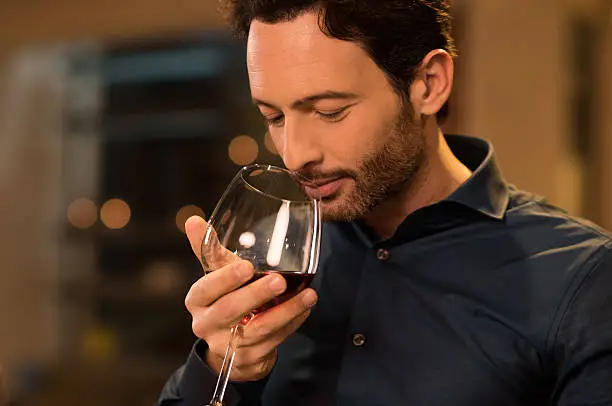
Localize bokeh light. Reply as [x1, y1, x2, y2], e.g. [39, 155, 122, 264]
[67, 198, 98, 229]
[228, 135, 259, 165]
[140, 261, 183, 297]
[100, 198, 131, 230]
[81, 325, 118, 362]
[175, 204, 206, 233]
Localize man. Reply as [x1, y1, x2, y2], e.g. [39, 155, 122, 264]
[158, 1, 612, 405]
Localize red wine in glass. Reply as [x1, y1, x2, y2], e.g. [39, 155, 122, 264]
[248, 270, 316, 314]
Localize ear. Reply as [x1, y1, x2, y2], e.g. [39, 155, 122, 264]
[410, 49, 454, 117]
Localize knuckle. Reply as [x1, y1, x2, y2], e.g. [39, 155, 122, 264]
[191, 316, 205, 338]
[220, 264, 242, 285]
[251, 321, 273, 338]
[184, 289, 195, 311]
[184, 277, 211, 310]
[190, 309, 214, 339]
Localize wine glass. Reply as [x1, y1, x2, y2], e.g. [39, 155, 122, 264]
[201, 164, 321, 406]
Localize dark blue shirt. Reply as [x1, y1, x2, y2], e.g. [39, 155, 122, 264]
[158, 135, 612, 406]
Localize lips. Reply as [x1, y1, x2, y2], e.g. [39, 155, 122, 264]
[303, 177, 346, 199]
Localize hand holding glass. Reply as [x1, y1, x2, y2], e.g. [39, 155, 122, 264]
[199, 164, 321, 406]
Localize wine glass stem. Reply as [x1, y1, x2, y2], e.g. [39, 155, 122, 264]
[208, 322, 243, 406]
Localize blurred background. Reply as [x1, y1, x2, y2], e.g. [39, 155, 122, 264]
[0, 0, 610, 405]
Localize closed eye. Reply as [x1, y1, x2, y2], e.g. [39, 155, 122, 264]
[316, 107, 349, 122]
[262, 114, 284, 127]
[261, 105, 350, 127]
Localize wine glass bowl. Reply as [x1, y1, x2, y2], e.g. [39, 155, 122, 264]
[202, 164, 320, 279]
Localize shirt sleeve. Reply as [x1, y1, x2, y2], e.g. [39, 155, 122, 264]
[156, 340, 269, 406]
[552, 242, 612, 406]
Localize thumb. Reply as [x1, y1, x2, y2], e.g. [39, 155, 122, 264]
[185, 215, 237, 271]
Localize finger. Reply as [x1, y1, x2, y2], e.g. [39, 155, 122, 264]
[185, 215, 207, 267]
[234, 309, 310, 371]
[185, 260, 255, 310]
[185, 215, 237, 270]
[241, 288, 318, 345]
[211, 273, 289, 327]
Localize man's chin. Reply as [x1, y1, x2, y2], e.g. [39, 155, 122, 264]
[320, 194, 364, 223]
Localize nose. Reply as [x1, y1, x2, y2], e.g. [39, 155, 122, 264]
[280, 116, 323, 172]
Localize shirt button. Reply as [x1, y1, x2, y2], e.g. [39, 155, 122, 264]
[376, 248, 390, 261]
[352, 333, 366, 347]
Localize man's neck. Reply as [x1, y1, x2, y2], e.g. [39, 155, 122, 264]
[364, 129, 472, 240]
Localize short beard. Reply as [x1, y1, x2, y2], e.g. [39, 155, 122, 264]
[321, 104, 426, 222]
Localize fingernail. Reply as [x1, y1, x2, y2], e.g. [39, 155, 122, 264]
[268, 275, 286, 294]
[302, 290, 317, 308]
[236, 262, 253, 279]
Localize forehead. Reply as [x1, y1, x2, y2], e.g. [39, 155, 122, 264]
[246, 12, 384, 103]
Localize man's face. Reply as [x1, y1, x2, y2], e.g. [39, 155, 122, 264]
[247, 11, 426, 221]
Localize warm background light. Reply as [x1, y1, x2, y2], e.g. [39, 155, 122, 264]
[175, 204, 205, 233]
[228, 135, 259, 165]
[67, 198, 98, 229]
[100, 198, 131, 230]
[140, 260, 183, 297]
[264, 131, 278, 155]
[81, 325, 118, 362]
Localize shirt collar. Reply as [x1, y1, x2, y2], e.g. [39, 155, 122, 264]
[338, 134, 510, 246]
[444, 134, 509, 220]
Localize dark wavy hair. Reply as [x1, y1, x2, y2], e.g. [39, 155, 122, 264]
[220, 0, 457, 122]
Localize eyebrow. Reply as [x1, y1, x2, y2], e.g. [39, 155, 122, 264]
[253, 91, 359, 110]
